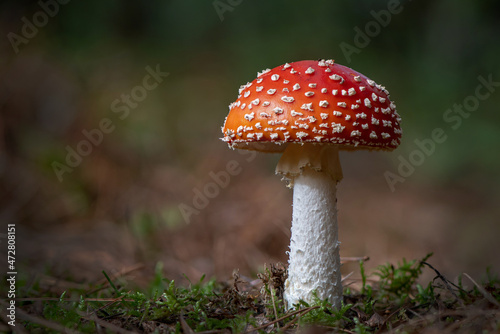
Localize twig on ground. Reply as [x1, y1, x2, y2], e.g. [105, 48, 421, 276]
[87, 264, 145, 295]
[79, 312, 138, 334]
[269, 286, 280, 331]
[341, 271, 355, 283]
[422, 261, 465, 307]
[0, 301, 30, 334]
[245, 306, 320, 333]
[15, 297, 136, 302]
[0, 300, 82, 334]
[179, 314, 195, 334]
[87, 295, 128, 317]
[462, 272, 500, 307]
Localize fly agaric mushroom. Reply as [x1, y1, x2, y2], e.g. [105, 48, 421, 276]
[221, 59, 402, 309]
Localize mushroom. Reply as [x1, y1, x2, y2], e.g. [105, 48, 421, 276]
[221, 60, 402, 309]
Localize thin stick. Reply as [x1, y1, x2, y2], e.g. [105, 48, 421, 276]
[462, 272, 500, 307]
[87, 295, 127, 317]
[0, 300, 82, 334]
[279, 306, 327, 332]
[15, 298, 135, 302]
[244, 306, 320, 333]
[86, 264, 145, 295]
[422, 261, 464, 307]
[79, 312, 138, 334]
[269, 287, 280, 331]
[0, 302, 30, 334]
[341, 271, 354, 282]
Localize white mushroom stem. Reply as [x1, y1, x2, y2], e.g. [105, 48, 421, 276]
[276, 143, 343, 309]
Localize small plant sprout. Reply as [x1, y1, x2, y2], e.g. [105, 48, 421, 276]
[221, 60, 402, 309]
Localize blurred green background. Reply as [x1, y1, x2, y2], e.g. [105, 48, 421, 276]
[1, 0, 499, 286]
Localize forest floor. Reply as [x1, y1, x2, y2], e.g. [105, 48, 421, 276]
[1, 253, 499, 333]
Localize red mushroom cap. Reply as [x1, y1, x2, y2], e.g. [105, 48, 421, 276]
[221, 60, 402, 152]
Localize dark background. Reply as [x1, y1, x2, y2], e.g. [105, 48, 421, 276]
[1, 0, 499, 289]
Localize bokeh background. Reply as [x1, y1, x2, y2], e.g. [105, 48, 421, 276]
[1, 0, 499, 290]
